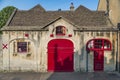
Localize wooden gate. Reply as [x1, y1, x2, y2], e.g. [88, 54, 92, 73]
[48, 39, 74, 72]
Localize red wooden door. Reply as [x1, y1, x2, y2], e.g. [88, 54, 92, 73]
[48, 39, 74, 72]
[94, 50, 104, 71]
[87, 39, 112, 72]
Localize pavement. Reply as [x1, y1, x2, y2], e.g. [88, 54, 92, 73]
[0, 72, 120, 80]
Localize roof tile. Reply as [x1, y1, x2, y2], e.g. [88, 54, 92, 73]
[6, 4, 112, 30]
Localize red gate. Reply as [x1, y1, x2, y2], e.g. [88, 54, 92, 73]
[86, 38, 111, 71]
[48, 39, 74, 72]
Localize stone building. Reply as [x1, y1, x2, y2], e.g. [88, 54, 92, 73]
[0, 1, 120, 72]
[98, 0, 120, 26]
[98, 0, 120, 72]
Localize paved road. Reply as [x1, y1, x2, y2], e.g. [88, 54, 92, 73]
[0, 72, 120, 80]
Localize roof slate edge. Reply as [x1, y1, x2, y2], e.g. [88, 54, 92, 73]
[28, 4, 45, 12]
[75, 5, 91, 12]
[106, 16, 115, 26]
[5, 9, 17, 26]
[1, 26, 48, 31]
[1, 25, 114, 31]
[14, 4, 92, 12]
[42, 16, 80, 29]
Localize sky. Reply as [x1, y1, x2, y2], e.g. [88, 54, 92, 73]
[0, 0, 99, 11]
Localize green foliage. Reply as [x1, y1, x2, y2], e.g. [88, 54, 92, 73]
[0, 6, 16, 29]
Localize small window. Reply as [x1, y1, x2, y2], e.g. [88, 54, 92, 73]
[88, 40, 94, 49]
[56, 26, 66, 35]
[94, 40, 103, 49]
[86, 38, 111, 51]
[17, 42, 27, 53]
[104, 40, 110, 49]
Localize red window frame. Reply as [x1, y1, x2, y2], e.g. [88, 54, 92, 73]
[17, 42, 27, 53]
[56, 26, 66, 36]
[86, 38, 112, 51]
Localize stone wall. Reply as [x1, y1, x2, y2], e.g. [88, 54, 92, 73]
[1, 18, 118, 72]
[77, 31, 117, 72]
[98, 0, 120, 26]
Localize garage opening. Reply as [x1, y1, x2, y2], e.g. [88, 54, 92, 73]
[48, 39, 74, 72]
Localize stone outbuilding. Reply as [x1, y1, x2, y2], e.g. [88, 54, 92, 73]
[0, 2, 120, 72]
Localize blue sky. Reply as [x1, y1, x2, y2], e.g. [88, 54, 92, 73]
[0, 0, 99, 10]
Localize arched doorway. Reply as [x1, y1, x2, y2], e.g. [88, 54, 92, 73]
[47, 39, 74, 72]
[86, 38, 112, 71]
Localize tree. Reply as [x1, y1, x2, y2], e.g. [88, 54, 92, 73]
[0, 6, 16, 29]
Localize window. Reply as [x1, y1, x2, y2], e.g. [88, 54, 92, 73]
[17, 42, 27, 53]
[86, 38, 111, 51]
[88, 40, 94, 49]
[94, 39, 103, 49]
[104, 40, 110, 49]
[56, 26, 66, 35]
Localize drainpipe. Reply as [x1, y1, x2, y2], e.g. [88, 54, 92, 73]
[116, 31, 119, 71]
[118, 31, 120, 72]
[106, 0, 109, 16]
[117, 24, 120, 72]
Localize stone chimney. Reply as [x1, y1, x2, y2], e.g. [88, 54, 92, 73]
[70, 2, 74, 11]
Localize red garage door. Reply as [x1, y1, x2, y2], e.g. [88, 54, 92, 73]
[48, 39, 74, 72]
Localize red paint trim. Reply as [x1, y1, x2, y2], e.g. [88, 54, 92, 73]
[56, 26, 66, 36]
[68, 34, 72, 37]
[86, 38, 112, 51]
[2, 44, 8, 49]
[50, 34, 54, 37]
[25, 34, 29, 37]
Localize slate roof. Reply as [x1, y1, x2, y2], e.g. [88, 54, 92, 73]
[2, 4, 113, 30]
